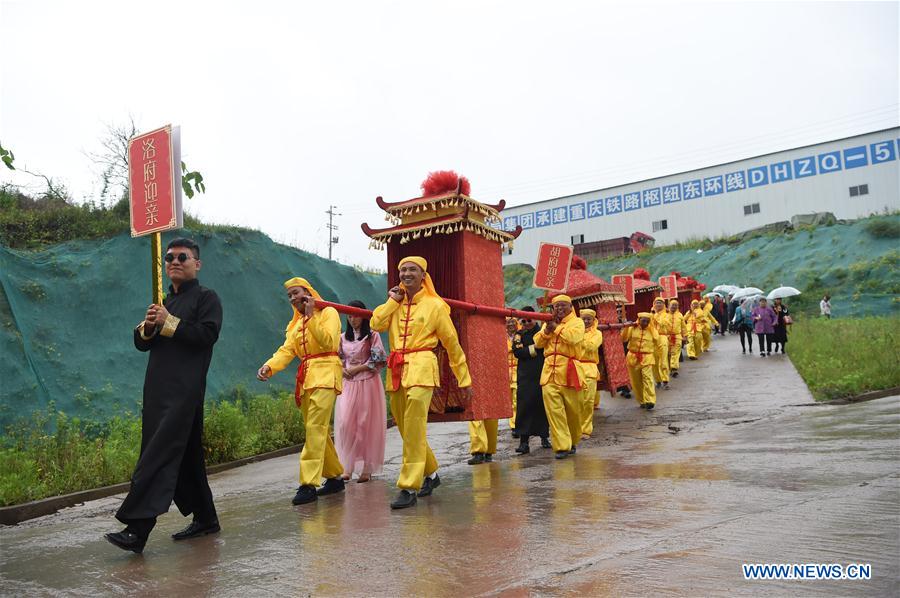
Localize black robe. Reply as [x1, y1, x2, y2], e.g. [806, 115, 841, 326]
[772, 303, 790, 344]
[116, 278, 222, 524]
[513, 325, 549, 438]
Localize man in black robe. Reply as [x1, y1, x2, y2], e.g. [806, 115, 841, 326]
[512, 306, 551, 454]
[106, 238, 223, 554]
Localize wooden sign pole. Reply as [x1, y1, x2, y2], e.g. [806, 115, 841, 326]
[151, 232, 163, 305]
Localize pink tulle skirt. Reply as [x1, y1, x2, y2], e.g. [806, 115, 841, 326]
[334, 375, 386, 477]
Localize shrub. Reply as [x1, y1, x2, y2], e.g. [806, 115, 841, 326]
[0, 389, 306, 506]
[863, 218, 900, 239]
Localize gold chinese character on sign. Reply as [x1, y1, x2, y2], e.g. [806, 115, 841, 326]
[141, 138, 156, 160]
[144, 181, 158, 203]
[549, 247, 561, 257]
[143, 160, 156, 182]
[145, 203, 159, 225]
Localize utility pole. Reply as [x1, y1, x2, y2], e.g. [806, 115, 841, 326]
[325, 205, 341, 260]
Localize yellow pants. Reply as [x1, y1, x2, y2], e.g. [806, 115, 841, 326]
[581, 379, 598, 436]
[701, 328, 711, 352]
[509, 384, 517, 430]
[299, 388, 344, 487]
[687, 333, 702, 358]
[541, 384, 583, 452]
[389, 386, 438, 491]
[468, 419, 498, 454]
[668, 339, 682, 371]
[628, 364, 656, 406]
[652, 336, 670, 383]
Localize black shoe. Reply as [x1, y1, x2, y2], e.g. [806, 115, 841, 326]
[292, 485, 318, 505]
[688, 356, 697, 360]
[742, 349, 746, 354]
[105, 530, 147, 554]
[663, 382, 670, 390]
[391, 490, 417, 509]
[515, 442, 530, 454]
[418, 474, 441, 497]
[467, 453, 485, 465]
[671, 371, 679, 378]
[540, 437, 552, 449]
[484, 454, 493, 463]
[171, 519, 220, 541]
[554, 451, 568, 460]
[646, 403, 655, 410]
[569, 446, 576, 455]
[316, 477, 345, 496]
[760, 353, 766, 357]
[511, 430, 519, 439]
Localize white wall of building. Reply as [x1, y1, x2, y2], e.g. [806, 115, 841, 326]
[500, 128, 900, 266]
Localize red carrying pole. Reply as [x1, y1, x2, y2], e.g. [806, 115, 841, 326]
[313, 298, 633, 330]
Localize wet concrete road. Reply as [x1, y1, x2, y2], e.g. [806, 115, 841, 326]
[2, 336, 899, 597]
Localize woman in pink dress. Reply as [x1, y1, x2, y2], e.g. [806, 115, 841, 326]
[335, 300, 387, 482]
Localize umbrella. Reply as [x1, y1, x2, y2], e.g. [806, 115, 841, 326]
[705, 291, 723, 298]
[731, 287, 764, 301]
[767, 286, 801, 301]
[741, 296, 762, 311]
[713, 284, 740, 294]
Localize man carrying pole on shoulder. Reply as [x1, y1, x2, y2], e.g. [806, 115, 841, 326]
[257, 277, 345, 506]
[534, 295, 585, 460]
[370, 256, 472, 510]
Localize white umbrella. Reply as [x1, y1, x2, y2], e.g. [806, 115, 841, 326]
[731, 287, 764, 301]
[705, 291, 723, 298]
[713, 284, 740, 294]
[741, 296, 762, 311]
[767, 286, 801, 301]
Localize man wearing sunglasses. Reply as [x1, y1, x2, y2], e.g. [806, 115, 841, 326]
[106, 238, 223, 554]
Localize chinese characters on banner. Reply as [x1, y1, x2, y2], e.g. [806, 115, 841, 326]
[532, 242, 573, 293]
[658, 275, 678, 300]
[611, 274, 635, 305]
[127, 125, 183, 237]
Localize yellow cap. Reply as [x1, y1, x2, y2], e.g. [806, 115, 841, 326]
[579, 308, 596, 317]
[551, 294, 572, 304]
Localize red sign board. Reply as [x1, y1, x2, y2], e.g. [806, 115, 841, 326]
[128, 125, 182, 237]
[659, 275, 678, 300]
[532, 242, 573, 292]
[612, 274, 635, 305]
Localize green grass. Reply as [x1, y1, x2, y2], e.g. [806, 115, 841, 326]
[0, 387, 304, 506]
[789, 316, 900, 401]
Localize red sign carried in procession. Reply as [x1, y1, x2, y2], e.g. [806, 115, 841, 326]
[128, 125, 183, 237]
[611, 274, 635, 305]
[659, 274, 678, 300]
[532, 242, 574, 293]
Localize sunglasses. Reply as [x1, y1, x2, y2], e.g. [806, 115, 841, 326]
[164, 252, 195, 263]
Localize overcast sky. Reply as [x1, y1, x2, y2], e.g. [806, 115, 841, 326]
[2, 1, 897, 269]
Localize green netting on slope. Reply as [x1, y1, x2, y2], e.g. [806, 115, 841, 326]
[504, 217, 900, 318]
[0, 229, 387, 429]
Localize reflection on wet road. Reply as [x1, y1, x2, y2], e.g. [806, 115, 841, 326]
[2, 338, 898, 596]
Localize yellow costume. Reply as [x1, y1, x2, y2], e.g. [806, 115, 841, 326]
[371, 257, 471, 491]
[508, 329, 518, 430]
[663, 301, 688, 373]
[534, 296, 585, 453]
[700, 299, 714, 352]
[684, 301, 707, 359]
[651, 302, 670, 385]
[264, 277, 344, 487]
[620, 313, 659, 407]
[577, 309, 603, 437]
